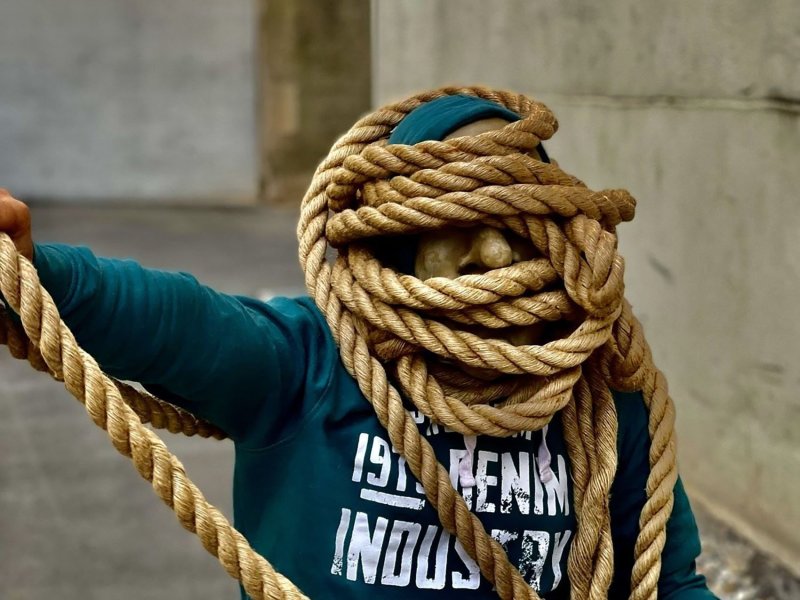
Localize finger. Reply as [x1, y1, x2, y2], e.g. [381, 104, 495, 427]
[0, 196, 29, 234]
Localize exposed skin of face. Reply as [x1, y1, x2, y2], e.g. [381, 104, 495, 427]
[413, 118, 546, 351]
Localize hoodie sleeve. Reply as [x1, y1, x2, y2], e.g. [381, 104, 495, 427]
[28, 242, 325, 445]
[609, 390, 719, 599]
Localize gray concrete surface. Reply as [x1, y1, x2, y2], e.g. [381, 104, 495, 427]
[373, 0, 800, 575]
[372, 0, 800, 102]
[0, 1, 258, 203]
[261, 0, 372, 204]
[695, 508, 800, 600]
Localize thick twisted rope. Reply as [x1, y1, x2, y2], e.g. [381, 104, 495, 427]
[0, 236, 308, 600]
[297, 86, 678, 600]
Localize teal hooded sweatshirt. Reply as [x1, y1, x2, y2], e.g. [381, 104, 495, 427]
[16, 95, 716, 599]
[22, 243, 715, 600]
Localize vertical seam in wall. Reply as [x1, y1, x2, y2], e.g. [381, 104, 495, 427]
[254, 0, 266, 203]
[370, 0, 379, 109]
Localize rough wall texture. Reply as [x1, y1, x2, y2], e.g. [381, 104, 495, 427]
[373, 0, 800, 572]
[260, 0, 372, 203]
[374, 0, 799, 101]
[0, 0, 257, 203]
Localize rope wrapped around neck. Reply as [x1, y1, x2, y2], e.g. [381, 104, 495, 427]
[297, 86, 678, 600]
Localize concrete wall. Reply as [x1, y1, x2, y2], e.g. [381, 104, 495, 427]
[373, 0, 800, 571]
[0, 0, 258, 203]
[259, 0, 372, 203]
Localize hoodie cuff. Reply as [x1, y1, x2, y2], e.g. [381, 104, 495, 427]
[33, 243, 101, 314]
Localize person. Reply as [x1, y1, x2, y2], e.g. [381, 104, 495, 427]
[0, 90, 717, 599]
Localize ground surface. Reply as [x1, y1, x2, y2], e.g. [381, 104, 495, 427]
[0, 205, 796, 599]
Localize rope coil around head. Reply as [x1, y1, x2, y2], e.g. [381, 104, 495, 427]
[0, 237, 308, 600]
[297, 86, 678, 600]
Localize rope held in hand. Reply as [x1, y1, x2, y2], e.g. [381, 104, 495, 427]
[0, 86, 678, 600]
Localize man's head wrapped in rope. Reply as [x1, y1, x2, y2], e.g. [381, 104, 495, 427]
[297, 86, 678, 600]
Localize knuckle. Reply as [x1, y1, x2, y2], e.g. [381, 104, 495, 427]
[0, 193, 30, 232]
[16, 203, 31, 228]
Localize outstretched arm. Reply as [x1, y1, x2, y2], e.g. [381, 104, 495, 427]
[0, 190, 318, 444]
[30, 242, 315, 444]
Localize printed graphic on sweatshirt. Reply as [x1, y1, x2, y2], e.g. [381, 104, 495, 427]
[329, 410, 574, 593]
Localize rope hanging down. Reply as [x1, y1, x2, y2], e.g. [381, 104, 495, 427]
[0, 85, 678, 600]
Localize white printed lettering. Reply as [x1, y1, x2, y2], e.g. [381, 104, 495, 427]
[545, 455, 569, 516]
[551, 530, 572, 589]
[346, 512, 388, 584]
[360, 488, 426, 511]
[366, 436, 392, 488]
[476, 451, 499, 513]
[491, 528, 520, 552]
[330, 508, 351, 576]
[380, 519, 422, 586]
[520, 530, 550, 590]
[501, 452, 531, 515]
[452, 539, 480, 589]
[415, 526, 450, 589]
[352, 433, 369, 482]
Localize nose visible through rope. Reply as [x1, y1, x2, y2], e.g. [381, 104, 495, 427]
[476, 227, 513, 270]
